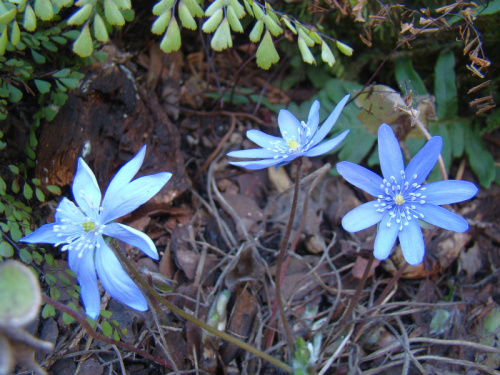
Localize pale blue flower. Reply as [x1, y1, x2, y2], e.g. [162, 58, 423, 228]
[20, 146, 171, 319]
[336, 124, 478, 265]
[227, 95, 350, 170]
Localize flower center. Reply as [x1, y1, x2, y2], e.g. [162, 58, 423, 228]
[374, 171, 427, 231]
[394, 194, 405, 205]
[287, 139, 300, 150]
[82, 221, 96, 232]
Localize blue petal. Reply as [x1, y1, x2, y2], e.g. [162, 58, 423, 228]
[229, 158, 284, 170]
[100, 172, 171, 223]
[55, 197, 85, 223]
[19, 223, 59, 244]
[421, 180, 478, 205]
[399, 219, 425, 265]
[309, 94, 349, 147]
[417, 203, 469, 232]
[278, 109, 301, 141]
[104, 222, 159, 259]
[336, 161, 383, 197]
[68, 247, 100, 319]
[306, 100, 320, 135]
[95, 237, 148, 312]
[227, 148, 279, 159]
[247, 129, 285, 149]
[373, 213, 399, 260]
[101, 146, 146, 218]
[341, 201, 385, 232]
[303, 129, 349, 157]
[72, 158, 102, 219]
[378, 124, 404, 181]
[405, 136, 442, 184]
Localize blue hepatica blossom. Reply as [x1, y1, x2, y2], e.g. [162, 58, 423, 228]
[20, 146, 171, 319]
[336, 124, 478, 266]
[227, 95, 350, 170]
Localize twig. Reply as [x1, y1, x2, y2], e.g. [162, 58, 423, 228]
[41, 295, 173, 368]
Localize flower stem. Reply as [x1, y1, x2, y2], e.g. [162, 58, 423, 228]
[275, 157, 303, 354]
[337, 253, 375, 326]
[109, 242, 293, 374]
[42, 295, 173, 368]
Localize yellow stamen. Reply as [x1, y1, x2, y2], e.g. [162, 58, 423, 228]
[287, 139, 299, 150]
[82, 221, 96, 232]
[394, 194, 405, 205]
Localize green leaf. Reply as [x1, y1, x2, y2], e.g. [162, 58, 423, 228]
[297, 26, 314, 47]
[448, 119, 467, 158]
[100, 309, 113, 318]
[0, 26, 8, 55]
[31, 48, 46, 64]
[336, 40, 353, 56]
[434, 50, 457, 121]
[10, 21, 20, 45]
[202, 8, 222, 33]
[34, 79, 51, 94]
[50, 285, 60, 300]
[104, 0, 125, 26]
[8, 165, 19, 174]
[73, 24, 93, 57]
[102, 320, 113, 337]
[464, 124, 495, 188]
[211, 17, 232, 51]
[0, 241, 14, 257]
[23, 4, 37, 31]
[182, 0, 204, 17]
[32, 251, 43, 265]
[394, 56, 428, 96]
[226, 6, 243, 32]
[298, 36, 315, 65]
[0, 8, 17, 25]
[34, 0, 54, 21]
[152, 0, 174, 16]
[62, 302, 77, 324]
[92, 13, 108, 42]
[159, 16, 181, 52]
[58, 77, 80, 90]
[151, 9, 171, 35]
[228, 0, 245, 18]
[249, 19, 263, 42]
[23, 182, 33, 199]
[281, 15, 296, 33]
[46, 185, 61, 195]
[19, 247, 33, 263]
[35, 187, 45, 202]
[7, 84, 22, 102]
[263, 14, 282, 37]
[67, 3, 93, 26]
[113, 0, 131, 10]
[205, 0, 224, 16]
[42, 303, 56, 318]
[178, 2, 197, 30]
[321, 41, 335, 67]
[256, 30, 279, 70]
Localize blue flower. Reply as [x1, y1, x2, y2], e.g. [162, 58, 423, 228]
[336, 124, 478, 265]
[20, 146, 172, 319]
[227, 95, 350, 170]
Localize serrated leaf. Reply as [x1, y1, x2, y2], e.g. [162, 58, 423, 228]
[113, 0, 131, 10]
[0, 241, 13, 257]
[321, 41, 335, 67]
[251, 1, 264, 19]
[23, 182, 33, 199]
[336, 40, 353, 56]
[104, 0, 125, 26]
[263, 14, 282, 36]
[434, 50, 457, 121]
[67, 3, 93, 26]
[0, 27, 8, 55]
[297, 26, 314, 46]
[182, 0, 204, 17]
[309, 30, 322, 44]
[152, 10, 171, 34]
[34, 0, 54, 21]
[243, 0, 253, 16]
[0, 8, 16, 25]
[227, 6, 243, 32]
[211, 17, 232, 51]
[281, 15, 296, 34]
[152, 0, 174, 16]
[205, 0, 224, 16]
[202, 8, 223, 33]
[256, 30, 279, 70]
[93, 13, 108, 42]
[178, 2, 197, 30]
[249, 19, 263, 42]
[298, 36, 315, 65]
[159, 16, 181, 53]
[34, 79, 51, 94]
[35, 187, 45, 202]
[102, 320, 113, 337]
[23, 4, 37, 31]
[228, 0, 245, 18]
[73, 24, 93, 57]
[265, 2, 279, 23]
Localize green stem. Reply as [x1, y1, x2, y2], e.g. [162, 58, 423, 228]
[275, 157, 303, 353]
[109, 242, 293, 374]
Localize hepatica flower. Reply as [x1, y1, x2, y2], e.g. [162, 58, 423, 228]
[20, 146, 171, 319]
[336, 124, 478, 265]
[227, 95, 350, 170]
